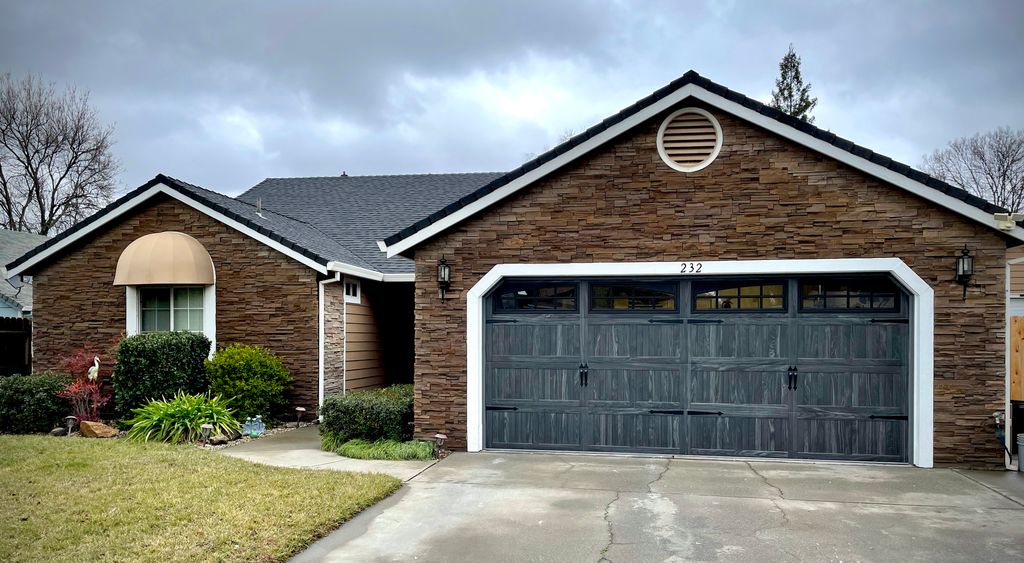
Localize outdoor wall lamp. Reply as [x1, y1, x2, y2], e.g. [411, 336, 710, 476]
[437, 256, 452, 301]
[954, 245, 974, 300]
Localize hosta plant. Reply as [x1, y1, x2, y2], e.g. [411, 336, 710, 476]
[125, 392, 241, 443]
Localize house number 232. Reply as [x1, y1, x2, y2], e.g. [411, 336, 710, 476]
[680, 262, 703, 273]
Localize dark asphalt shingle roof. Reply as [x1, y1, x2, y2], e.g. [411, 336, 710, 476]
[5, 174, 376, 274]
[238, 172, 503, 273]
[0, 228, 49, 312]
[380, 70, 1011, 248]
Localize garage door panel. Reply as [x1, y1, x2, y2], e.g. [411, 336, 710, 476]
[585, 368, 683, 408]
[688, 415, 790, 457]
[795, 418, 907, 460]
[586, 323, 684, 360]
[690, 370, 788, 406]
[797, 371, 908, 409]
[485, 409, 583, 450]
[585, 412, 682, 452]
[488, 322, 581, 358]
[486, 367, 582, 406]
[690, 322, 789, 359]
[850, 324, 908, 360]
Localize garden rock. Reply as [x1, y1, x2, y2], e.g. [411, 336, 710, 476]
[79, 420, 118, 438]
[209, 434, 229, 445]
[225, 428, 241, 441]
[49, 427, 66, 437]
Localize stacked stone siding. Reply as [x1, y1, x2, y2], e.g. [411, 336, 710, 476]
[412, 102, 1008, 467]
[30, 194, 322, 411]
[323, 281, 345, 398]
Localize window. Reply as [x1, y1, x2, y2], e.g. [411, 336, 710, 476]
[800, 279, 898, 311]
[591, 282, 676, 311]
[494, 282, 578, 312]
[139, 287, 204, 332]
[693, 282, 785, 311]
[344, 278, 361, 304]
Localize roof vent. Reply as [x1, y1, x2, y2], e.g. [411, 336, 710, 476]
[656, 107, 723, 173]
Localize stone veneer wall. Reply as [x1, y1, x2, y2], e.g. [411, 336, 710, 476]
[30, 194, 322, 411]
[411, 101, 1008, 467]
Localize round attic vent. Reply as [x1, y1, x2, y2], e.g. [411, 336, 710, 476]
[656, 107, 723, 172]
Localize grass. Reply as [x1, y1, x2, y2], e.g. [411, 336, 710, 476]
[0, 435, 401, 562]
[330, 438, 436, 461]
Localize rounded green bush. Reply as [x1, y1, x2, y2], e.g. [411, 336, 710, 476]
[124, 391, 241, 443]
[112, 332, 211, 416]
[0, 372, 72, 433]
[320, 385, 413, 449]
[206, 344, 291, 420]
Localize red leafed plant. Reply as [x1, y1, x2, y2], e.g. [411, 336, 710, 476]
[56, 336, 121, 421]
[58, 379, 111, 422]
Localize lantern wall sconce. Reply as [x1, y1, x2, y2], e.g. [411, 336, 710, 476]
[954, 245, 974, 300]
[437, 256, 452, 301]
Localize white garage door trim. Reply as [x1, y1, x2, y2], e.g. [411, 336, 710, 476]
[466, 258, 935, 468]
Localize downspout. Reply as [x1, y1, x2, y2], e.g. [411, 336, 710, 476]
[318, 272, 342, 420]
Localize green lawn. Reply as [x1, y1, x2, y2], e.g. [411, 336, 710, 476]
[0, 435, 401, 562]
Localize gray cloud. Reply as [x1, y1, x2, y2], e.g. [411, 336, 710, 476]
[2, 0, 1021, 195]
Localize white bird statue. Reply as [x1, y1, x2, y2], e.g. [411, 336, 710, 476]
[87, 357, 100, 382]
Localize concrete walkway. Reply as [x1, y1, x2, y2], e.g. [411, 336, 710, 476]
[294, 452, 1024, 563]
[219, 426, 435, 481]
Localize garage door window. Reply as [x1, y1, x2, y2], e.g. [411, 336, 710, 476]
[591, 282, 676, 311]
[494, 282, 578, 312]
[800, 279, 898, 311]
[693, 281, 785, 311]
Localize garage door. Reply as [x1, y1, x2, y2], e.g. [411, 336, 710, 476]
[484, 276, 910, 462]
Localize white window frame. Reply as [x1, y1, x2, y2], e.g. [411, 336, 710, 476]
[126, 284, 216, 353]
[343, 277, 361, 304]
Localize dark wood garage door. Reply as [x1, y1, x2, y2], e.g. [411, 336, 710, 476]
[484, 276, 910, 462]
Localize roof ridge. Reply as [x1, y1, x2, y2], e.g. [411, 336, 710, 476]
[261, 171, 504, 181]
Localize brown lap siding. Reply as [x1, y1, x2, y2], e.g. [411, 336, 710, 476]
[412, 105, 1007, 468]
[30, 194, 322, 412]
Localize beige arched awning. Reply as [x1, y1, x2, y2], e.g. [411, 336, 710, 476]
[113, 232, 215, 286]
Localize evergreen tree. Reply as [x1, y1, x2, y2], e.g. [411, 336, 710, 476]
[770, 45, 818, 124]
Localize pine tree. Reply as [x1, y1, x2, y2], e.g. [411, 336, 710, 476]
[770, 44, 818, 124]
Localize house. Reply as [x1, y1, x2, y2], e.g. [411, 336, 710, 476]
[6, 71, 1021, 468]
[0, 228, 48, 317]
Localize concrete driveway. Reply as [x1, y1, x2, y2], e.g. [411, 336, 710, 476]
[294, 452, 1024, 563]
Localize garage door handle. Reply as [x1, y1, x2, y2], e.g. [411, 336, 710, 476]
[579, 363, 589, 386]
[787, 366, 799, 390]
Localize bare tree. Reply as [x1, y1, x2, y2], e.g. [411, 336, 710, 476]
[0, 74, 117, 235]
[923, 127, 1024, 212]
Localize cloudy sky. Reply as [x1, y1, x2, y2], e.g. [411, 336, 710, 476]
[2, 1, 1021, 196]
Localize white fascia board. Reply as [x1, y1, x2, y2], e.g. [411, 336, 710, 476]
[7, 183, 331, 277]
[381, 83, 1024, 257]
[327, 261, 384, 281]
[326, 261, 414, 283]
[465, 258, 934, 468]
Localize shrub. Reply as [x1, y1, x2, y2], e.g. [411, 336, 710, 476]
[327, 438, 435, 461]
[57, 334, 121, 382]
[58, 379, 111, 422]
[320, 384, 413, 447]
[206, 344, 291, 420]
[112, 332, 211, 416]
[0, 373, 71, 433]
[124, 392, 241, 443]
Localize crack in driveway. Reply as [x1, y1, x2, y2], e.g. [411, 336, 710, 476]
[746, 461, 790, 527]
[598, 490, 621, 562]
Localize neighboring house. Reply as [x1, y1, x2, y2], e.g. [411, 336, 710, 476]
[6, 71, 1022, 468]
[0, 228, 48, 317]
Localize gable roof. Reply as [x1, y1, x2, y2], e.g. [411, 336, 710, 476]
[5, 174, 381, 280]
[379, 70, 1024, 257]
[239, 172, 503, 274]
[0, 228, 48, 312]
